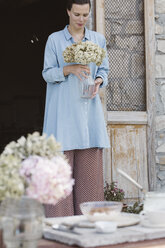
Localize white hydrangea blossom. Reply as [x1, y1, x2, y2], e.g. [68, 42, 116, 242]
[0, 154, 24, 201]
[63, 41, 106, 66]
[0, 132, 65, 202]
[3, 132, 62, 160]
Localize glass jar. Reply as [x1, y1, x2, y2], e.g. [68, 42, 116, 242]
[79, 75, 95, 99]
[1, 196, 44, 248]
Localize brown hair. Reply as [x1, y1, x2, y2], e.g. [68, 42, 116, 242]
[66, 0, 91, 11]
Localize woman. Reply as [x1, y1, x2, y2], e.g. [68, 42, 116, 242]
[42, 0, 110, 217]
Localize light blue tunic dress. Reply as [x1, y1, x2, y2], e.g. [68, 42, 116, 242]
[42, 25, 110, 151]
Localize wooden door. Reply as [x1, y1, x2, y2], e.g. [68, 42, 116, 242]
[96, 0, 156, 200]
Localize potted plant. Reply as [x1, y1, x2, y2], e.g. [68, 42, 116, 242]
[104, 181, 125, 202]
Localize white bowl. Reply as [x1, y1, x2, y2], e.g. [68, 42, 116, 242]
[95, 221, 117, 233]
[80, 201, 123, 222]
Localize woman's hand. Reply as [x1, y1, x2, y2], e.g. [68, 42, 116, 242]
[63, 64, 90, 80]
[91, 78, 103, 99]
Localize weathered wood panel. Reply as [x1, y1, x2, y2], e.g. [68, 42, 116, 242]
[107, 111, 147, 125]
[96, 0, 105, 35]
[105, 124, 148, 200]
[144, 0, 156, 190]
[96, 0, 106, 108]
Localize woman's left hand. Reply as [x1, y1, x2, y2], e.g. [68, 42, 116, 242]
[91, 78, 103, 99]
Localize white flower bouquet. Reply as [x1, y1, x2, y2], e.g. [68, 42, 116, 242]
[0, 132, 74, 204]
[63, 41, 106, 98]
[63, 41, 106, 66]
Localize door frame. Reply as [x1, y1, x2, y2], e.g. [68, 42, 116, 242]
[95, 0, 156, 190]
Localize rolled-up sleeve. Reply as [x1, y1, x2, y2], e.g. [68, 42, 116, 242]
[42, 35, 66, 84]
[95, 37, 109, 88]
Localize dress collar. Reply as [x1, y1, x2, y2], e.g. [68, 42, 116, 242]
[63, 25, 90, 41]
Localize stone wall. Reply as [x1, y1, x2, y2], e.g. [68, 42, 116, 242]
[104, 0, 146, 111]
[155, 0, 165, 190]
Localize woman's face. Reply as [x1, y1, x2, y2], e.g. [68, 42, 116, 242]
[67, 4, 90, 30]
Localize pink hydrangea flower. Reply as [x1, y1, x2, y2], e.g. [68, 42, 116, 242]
[20, 155, 74, 205]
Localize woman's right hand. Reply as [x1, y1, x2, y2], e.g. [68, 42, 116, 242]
[63, 64, 90, 80]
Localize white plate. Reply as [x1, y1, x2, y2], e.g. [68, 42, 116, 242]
[44, 213, 140, 229]
[113, 213, 140, 227]
[86, 213, 140, 227]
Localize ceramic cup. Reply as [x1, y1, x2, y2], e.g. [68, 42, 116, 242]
[143, 192, 165, 212]
[140, 210, 165, 225]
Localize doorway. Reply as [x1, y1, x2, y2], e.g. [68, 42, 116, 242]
[0, 0, 68, 151]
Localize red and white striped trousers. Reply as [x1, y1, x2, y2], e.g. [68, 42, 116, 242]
[44, 148, 104, 217]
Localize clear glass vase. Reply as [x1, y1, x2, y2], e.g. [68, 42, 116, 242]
[1, 196, 44, 248]
[79, 75, 95, 99]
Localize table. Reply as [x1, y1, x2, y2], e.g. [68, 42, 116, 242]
[42, 215, 165, 248]
[38, 238, 165, 248]
[1, 229, 165, 248]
